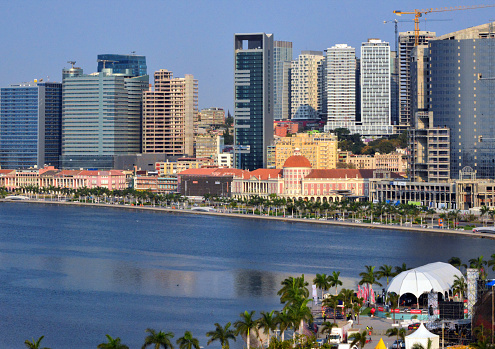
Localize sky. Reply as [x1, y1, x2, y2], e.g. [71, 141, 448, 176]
[1, 0, 495, 112]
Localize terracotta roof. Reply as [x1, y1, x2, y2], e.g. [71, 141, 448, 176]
[242, 169, 283, 180]
[283, 155, 312, 168]
[0, 169, 16, 174]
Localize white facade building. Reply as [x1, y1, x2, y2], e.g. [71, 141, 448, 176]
[291, 51, 324, 120]
[325, 44, 356, 130]
[355, 39, 393, 136]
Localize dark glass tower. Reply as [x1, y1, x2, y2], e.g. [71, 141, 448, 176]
[0, 81, 62, 169]
[97, 54, 147, 77]
[234, 33, 274, 170]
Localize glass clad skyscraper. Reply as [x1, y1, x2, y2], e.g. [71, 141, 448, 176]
[234, 33, 274, 170]
[97, 54, 147, 77]
[0, 81, 62, 169]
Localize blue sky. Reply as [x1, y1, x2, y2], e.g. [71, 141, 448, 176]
[1, 0, 494, 112]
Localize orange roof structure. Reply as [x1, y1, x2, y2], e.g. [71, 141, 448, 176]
[283, 155, 312, 168]
[242, 169, 283, 180]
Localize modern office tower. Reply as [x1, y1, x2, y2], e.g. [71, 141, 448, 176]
[273, 41, 293, 120]
[234, 33, 274, 170]
[325, 44, 356, 130]
[398, 31, 435, 131]
[291, 51, 324, 120]
[317, 56, 327, 120]
[142, 69, 198, 156]
[60, 65, 149, 169]
[0, 81, 62, 169]
[97, 54, 147, 77]
[358, 39, 393, 136]
[274, 132, 338, 169]
[429, 22, 495, 179]
[197, 107, 225, 128]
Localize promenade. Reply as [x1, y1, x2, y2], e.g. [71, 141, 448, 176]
[2, 198, 494, 240]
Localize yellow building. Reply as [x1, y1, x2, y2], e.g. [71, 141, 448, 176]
[274, 132, 338, 169]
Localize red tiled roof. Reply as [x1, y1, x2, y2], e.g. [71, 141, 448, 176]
[0, 169, 15, 174]
[283, 155, 312, 168]
[242, 169, 283, 180]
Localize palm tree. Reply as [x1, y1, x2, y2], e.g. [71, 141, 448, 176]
[142, 328, 174, 349]
[328, 271, 343, 295]
[257, 310, 277, 346]
[24, 336, 50, 349]
[313, 273, 330, 300]
[387, 292, 400, 323]
[386, 328, 406, 342]
[378, 264, 394, 286]
[412, 338, 433, 349]
[206, 322, 236, 349]
[349, 330, 368, 349]
[322, 295, 340, 323]
[469, 256, 487, 279]
[320, 322, 338, 338]
[448, 257, 467, 272]
[339, 288, 355, 317]
[274, 309, 293, 342]
[234, 310, 258, 349]
[488, 253, 495, 272]
[452, 275, 467, 300]
[480, 205, 491, 226]
[98, 335, 129, 349]
[394, 263, 409, 276]
[278, 275, 309, 309]
[359, 266, 382, 300]
[176, 331, 200, 349]
[287, 298, 313, 337]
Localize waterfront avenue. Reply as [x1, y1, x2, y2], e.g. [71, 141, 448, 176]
[0, 201, 493, 348]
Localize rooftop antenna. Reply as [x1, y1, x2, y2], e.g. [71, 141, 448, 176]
[97, 59, 117, 69]
[67, 61, 76, 69]
[131, 51, 136, 55]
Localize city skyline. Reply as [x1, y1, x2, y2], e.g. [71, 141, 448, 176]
[1, 0, 493, 113]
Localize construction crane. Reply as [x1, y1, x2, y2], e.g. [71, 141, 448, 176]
[394, 5, 495, 45]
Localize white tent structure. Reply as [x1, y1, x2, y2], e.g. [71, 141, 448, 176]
[405, 324, 439, 349]
[386, 262, 464, 299]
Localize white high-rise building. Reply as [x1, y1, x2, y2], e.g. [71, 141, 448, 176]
[290, 51, 324, 120]
[325, 44, 356, 130]
[357, 39, 393, 136]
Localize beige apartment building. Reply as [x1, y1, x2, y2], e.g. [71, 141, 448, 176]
[274, 132, 338, 169]
[194, 134, 223, 159]
[142, 69, 198, 156]
[197, 108, 225, 128]
[340, 151, 407, 173]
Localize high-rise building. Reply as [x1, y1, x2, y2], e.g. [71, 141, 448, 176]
[142, 69, 198, 156]
[358, 39, 393, 136]
[0, 81, 62, 169]
[398, 31, 435, 131]
[273, 41, 293, 120]
[234, 33, 274, 170]
[60, 65, 149, 169]
[428, 22, 495, 179]
[325, 44, 356, 130]
[291, 51, 324, 120]
[97, 54, 147, 77]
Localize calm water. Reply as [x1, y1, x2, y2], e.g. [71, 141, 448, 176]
[0, 202, 494, 348]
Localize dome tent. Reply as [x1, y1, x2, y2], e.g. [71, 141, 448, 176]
[405, 324, 439, 349]
[385, 262, 463, 299]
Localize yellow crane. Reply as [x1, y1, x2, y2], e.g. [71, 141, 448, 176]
[394, 5, 495, 45]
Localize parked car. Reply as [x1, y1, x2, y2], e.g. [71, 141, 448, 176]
[408, 323, 421, 331]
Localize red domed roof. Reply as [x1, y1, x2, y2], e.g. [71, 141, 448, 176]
[283, 155, 312, 168]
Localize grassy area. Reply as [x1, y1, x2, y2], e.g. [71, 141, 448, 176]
[360, 307, 371, 316]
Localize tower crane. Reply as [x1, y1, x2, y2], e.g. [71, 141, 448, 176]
[394, 5, 495, 45]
